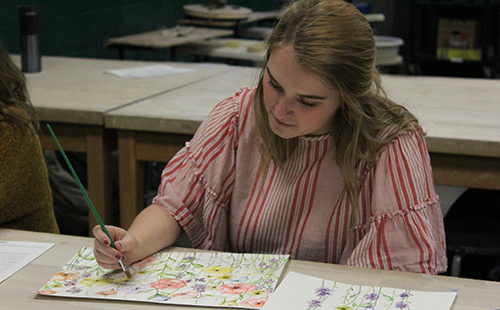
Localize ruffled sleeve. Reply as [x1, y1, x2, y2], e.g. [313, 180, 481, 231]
[153, 88, 254, 251]
[342, 127, 448, 274]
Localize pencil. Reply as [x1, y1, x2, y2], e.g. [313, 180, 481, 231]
[46, 124, 132, 279]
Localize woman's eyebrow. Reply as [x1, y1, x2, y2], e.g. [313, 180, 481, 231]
[266, 66, 327, 100]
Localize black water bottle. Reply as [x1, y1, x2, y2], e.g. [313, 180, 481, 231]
[19, 5, 41, 73]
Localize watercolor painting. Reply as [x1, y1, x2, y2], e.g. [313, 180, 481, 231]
[37, 247, 288, 309]
[261, 272, 457, 310]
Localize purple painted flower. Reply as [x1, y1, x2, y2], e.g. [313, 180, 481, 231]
[365, 293, 378, 301]
[81, 272, 92, 278]
[315, 286, 334, 297]
[259, 262, 270, 269]
[192, 283, 206, 293]
[118, 284, 151, 294]
[182, 256, 194, 261]
[395, 301, 408, 309]
[308, 299, 322, 307]
[269, 258, 280, 264]
[63, 280, 77, 286]
[66, 287, 82, 294]
[399, 292, 410, 298]
[363, 306, 374, 309]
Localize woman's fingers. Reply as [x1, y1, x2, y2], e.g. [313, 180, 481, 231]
[92, 225, 126, 270]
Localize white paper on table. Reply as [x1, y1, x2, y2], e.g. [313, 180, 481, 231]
[261, 271, 457, 310]
[104, 64, 195, 78]
[38, 247, 289, 309]
[0, 241, 54, 283]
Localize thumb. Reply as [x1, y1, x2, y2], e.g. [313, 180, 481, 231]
[114, 234, 134, 253]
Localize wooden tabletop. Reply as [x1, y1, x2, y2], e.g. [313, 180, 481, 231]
[12, 55, 231, 125]
[2, 228, 500, 310]
[381, 74, 500, 158]
[105, 68, 500, 159]
[105, 66, 261, 134]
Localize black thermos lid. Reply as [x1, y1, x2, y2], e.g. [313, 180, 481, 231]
[19, 5, 40, 35]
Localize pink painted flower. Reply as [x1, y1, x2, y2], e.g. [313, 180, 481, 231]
[239, 297, 269, 308]
[217, 283, 257, 294]
[36, 290, 56, 295]
[150, 278, 187, 290]
[134, 256, 158, 267]
[96, 289, 117, 296]
[52, 271, 80, 282]
[171, 291, 199, 298]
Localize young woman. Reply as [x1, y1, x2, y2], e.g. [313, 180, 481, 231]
[94, 0, 447, 274]
[0, 43, 59, 233]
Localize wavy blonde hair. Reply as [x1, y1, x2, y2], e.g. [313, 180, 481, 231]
[254, 0, 418, 212]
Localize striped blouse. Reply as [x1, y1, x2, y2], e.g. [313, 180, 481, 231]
[153, 87, 447, 274]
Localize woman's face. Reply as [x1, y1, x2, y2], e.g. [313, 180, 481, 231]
[263, 44, 341, 139]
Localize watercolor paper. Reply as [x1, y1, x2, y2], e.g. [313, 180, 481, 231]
[261, 272, 457, 310]
[37, 247, 288, 309]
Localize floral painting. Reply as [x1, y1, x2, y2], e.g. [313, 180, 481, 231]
[37, 247, 288, 309]
[261, 272, 457, 310]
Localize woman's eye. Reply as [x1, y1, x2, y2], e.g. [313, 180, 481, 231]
[300, 100, 317, 107]
[267, 79, 282, 91]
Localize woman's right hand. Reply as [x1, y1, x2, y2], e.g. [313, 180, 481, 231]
[92, 225, 139, 270]
[92, 204, 183, 270]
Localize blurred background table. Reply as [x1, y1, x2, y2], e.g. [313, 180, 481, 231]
[105, 27, 234, 60]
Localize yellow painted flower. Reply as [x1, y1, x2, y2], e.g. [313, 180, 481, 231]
[202, 266, 233, 275]
[220, 300, 239, 306]
[217, 274, 233, 280]
[250, 290, 265, 297]
[335, 307, 354, 310]
[79, 278, 108, 287]
[206, 284, 218, 291]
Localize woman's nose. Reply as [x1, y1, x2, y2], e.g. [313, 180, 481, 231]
[273, 97, 293, 118]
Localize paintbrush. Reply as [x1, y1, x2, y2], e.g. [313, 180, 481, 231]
[46, 124, 132, 279]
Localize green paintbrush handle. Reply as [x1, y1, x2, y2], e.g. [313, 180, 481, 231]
[46, 124, 116, 249]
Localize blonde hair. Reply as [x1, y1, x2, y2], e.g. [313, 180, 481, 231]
[254, 0, 418, 213]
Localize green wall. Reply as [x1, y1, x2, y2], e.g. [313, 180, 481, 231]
[0, 1, 279, 61]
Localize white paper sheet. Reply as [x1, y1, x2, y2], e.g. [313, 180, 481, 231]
[38, 247, 289, 309]
[105, 64, 195, 78]
[0, 241, 54, 283]
[261, 271, 457, 310]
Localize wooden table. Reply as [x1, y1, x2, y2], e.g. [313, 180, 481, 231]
[381, 75, 500, 190]
[13, 55, 231, 233]
[105, 69, 500, 228]
[105, 66, 261, 228]
[104, 27, 234, 60]
[2, 228, 500, 310]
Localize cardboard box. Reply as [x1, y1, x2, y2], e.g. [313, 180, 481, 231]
[436, 18, 482, 61]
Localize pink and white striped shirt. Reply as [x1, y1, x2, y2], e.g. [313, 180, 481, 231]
[153, 87, 447, 274]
